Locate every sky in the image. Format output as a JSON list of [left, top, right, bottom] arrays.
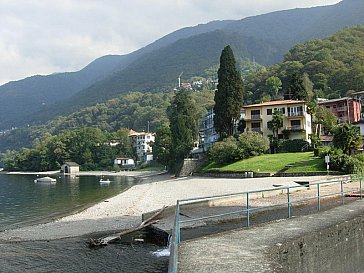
[[0, 0, 341, 85]]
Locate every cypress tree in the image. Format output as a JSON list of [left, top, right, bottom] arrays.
[[167, 90, 198, 170], [214, 45, 244, 138], [286, 73, 308, 100]]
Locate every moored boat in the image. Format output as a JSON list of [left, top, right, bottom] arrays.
[[99, 178, 111, 184], [34, 176, 57, 183]]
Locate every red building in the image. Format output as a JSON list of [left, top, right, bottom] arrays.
[[318, 97, 361, 124]]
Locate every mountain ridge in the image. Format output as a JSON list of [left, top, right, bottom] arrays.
[[1, 0, 364, 129]]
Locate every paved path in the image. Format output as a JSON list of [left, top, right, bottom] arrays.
[[178, 199, 364, 273]]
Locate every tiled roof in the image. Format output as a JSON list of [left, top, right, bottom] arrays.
[[243, 100, 306, 108], [318, 97, 351, 104], [64, 162, 79, 166]]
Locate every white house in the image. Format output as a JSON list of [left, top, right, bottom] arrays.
[[114, 157, 135, 170], [129, 130, 155, 162]]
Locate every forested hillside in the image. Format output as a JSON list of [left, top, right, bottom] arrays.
[[0, 90, 215, 152], [2, 0, 363, 129], [33, 0, 364, 122], [244, 26, 364, 103]]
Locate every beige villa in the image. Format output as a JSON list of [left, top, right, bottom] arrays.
[[243, 100, 312, 142]]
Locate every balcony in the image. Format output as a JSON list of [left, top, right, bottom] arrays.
[[287, 111, 304, 118], [247, 127, 262, 133], [250, 114, 262, 120], [285, 125, 306, 131]]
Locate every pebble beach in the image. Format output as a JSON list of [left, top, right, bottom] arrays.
[[0, 174, 340, 242]]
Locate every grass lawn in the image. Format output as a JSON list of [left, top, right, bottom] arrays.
[[285, 157, 326, 173], [206, 152, 316, 174]]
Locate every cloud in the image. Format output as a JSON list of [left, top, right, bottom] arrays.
[[0, 0, 341, 85]]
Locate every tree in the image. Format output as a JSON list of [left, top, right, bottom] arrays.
[[152, 126, 172, 167], [285, 73, 308, 100], [267, 110, 284, 139], [167, 90, 198, 170], [314, 105, 337, 135], [265, 76, 282, 99], [267, 110, 284, 153], [214, 45, 244, 138], [112, 128, 136, 159], [333, 124, 362, 155]]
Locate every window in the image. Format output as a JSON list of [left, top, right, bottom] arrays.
[[251, 110, 260, 115], [333, 105, 337, 109], [291, 120, 301, 126], [251, 122, 260, 128], [273, 107, 285, 114], [267, 109, 272, 115]]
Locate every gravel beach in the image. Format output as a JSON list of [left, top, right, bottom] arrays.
[[0, 174, 340, 242]]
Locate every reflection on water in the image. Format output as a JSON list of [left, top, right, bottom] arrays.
[[0, 236, 169, 273], [0, 173, 169, 272], [0, 173, 137, 230]]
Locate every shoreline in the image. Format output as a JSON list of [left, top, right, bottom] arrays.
[[5, 170, 167, 177], [0, 175, 342, 242]]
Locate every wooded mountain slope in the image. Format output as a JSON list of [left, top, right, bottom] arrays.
[[0, 0, 363, 130]]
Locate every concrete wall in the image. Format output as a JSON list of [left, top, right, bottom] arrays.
[[178, 159, 204, 177], [271, 205, 364, 273]]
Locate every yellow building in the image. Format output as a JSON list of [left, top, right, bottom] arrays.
[[243, 100, 312, 142]]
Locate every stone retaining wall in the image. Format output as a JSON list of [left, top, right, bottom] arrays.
[[197, 171, 340, 178], [271, 212, 364, 273]]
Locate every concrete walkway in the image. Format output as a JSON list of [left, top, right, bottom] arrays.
[[178, 200, 364, 273]]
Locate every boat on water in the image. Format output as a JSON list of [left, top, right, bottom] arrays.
[[34, 176, 57, 183], [0, 168, 4, 172], [99, 178, 111, 184]]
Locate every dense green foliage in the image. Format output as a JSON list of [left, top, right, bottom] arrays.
[[207, 132, 269, 165], [167, 90, 199, 170], [312, 105, 338, 135], [277, 139, 310, 153], [214, 46, 244, 137], [152, 126, 172, 167], [332, 123, 362, 155], [245, 26, 364, 103], [1, 127, 135, 171], [0, 90, 215, 152], [319, 146, 364, 175]]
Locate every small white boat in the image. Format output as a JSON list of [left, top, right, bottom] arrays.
[[99, 178, 111, 184], [34, 176, 57, 183], [0, 168, 4, 172]]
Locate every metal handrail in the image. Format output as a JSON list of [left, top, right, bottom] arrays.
[[168, 177, 362, 273]]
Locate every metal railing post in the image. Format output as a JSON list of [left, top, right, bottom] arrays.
[[360, 177, 362, 200], [246, 192, 250, 227], [176, 200, 180, 244], [287, 187, 291, 218], [341, 180, 344, 205], [317, 183, 321, 211]]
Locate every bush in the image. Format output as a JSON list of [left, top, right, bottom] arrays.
[[321, 149, 364, 174], [277, 139, 309, 153], [237, 132, 270, 158], [207, 137, 240, 165], [208, 132, 270, 165]]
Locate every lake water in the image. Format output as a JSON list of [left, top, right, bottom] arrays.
[[0, 173, 169, 272]]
